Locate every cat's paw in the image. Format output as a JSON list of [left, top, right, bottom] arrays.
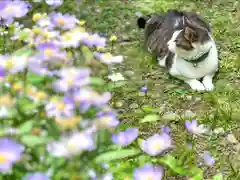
[[202, 80, 214, 91], [185, 79, 205, 91]]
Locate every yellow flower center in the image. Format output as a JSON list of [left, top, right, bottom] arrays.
[[103, 53, 112, 61], [88, 36, 94, 41], [67, 141, 78, 153], [27, 88, 35, 96], [0, 154, 7, 164], [57, 102, 65, 111], [79, 20, 85, 26], [0, 95, 13, 107], [36, 91, 47, 100], [153, 143, 161, 150], [102, 116, 111, 124], [146, 177, 153, 180], [5, 59, 14, 69], [65, 34, 72, 41], [57, 18, 65, 25], [44, 48, 54, 57], [32, 13, 42, 21], [67, 79, 74, 85], [5, 7, 13, 13], [110, 35, 117, 41], [13, 83, 23, 91], [33, 28, 42, 34]]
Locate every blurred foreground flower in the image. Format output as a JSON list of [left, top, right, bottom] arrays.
[[0, 138, 24, 172], [97, 111, 120, 128], [94, 52, 123, 65], [46, 0, 63, 7], [53, 67, 91, 92], [111, 128, 139, 146], [83, 33, 106, 47], [0, 55, 28, 74], [23, 172, 49, 180], [0, 0, 30, 25], [185, 120, 209, 135], [203, 151, 215, 167], [139, 133, 172, 156], [47, 132, 95, 157], [50, 12, 78, 30], [134, 164, 164, 180]]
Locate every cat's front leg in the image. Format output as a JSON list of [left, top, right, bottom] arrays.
[[184, 79, 205, 91], [202, 73, 215, 91]]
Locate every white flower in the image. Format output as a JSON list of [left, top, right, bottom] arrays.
[[47, 132, 95, 157], [108, 72, 125, 82], [60, 31, 88, 48], [0, 107, 9, 118], [0, 55, 28, 74]]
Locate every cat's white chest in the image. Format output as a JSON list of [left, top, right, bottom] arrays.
[[169, 43, 218, 80]]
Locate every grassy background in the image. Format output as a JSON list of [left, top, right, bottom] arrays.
[[78, 0, 240, 179], [0, 0, 238, 179]]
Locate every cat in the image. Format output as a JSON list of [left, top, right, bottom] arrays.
[[137, 9, 219, 91]]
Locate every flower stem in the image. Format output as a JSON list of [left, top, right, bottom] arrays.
[[23, 68, 28, 95]]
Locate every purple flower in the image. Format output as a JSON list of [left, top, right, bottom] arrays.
[[72, 88, 111, 112], [23, 172, 49, 180], [97, 111, 119, 128], [47, 132, 95, 157], [53, 68, 91, 92], [45, 98, 75, 118], [45, 0, 63, 7], [83, 33, 106, 47], [111, 128, 139, 146], [0, 54, 28, 74], [161, 125, 170, 134], [0, 68, 5, 77], [0, 0, 30, 25], [203, 151, 215, 167], [140, 133, 172, 156], [0, 138, 24, 172], [185, 120, 208, 135], [50, 12, 78, 30], [134, 164, 164, 180], [37, 42, 65, 61], [140, 86, 148, 93]]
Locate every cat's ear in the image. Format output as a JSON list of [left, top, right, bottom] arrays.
[[184, 27, 196, 42], [183, 16, 192, 26], [137, 17, 147, 29]]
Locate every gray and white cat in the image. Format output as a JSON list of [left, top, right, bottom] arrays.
[[137, 10, 219, 91]]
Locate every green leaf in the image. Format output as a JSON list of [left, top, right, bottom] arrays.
[[21, 135, 50, 147], [95, 148, 141, 163], [107, 81, 127, 90], [159, 155, 187, 175], [81, 46, 94, 62], [13, 47, 34, 57], [27, 72, 45, 85], [212, 174, 223, 180], [141, 105, 159, 113], [90, 77, 105, 86], [18, 120, 34, 134], [140, 114, 160, 123], [191, 172, 203, 180], [174, 89, 185, 94]]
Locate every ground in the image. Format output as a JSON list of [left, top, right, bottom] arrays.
[[79, 0, 240, 179]]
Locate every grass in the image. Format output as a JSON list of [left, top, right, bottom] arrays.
[[79, 0, 240, 179]]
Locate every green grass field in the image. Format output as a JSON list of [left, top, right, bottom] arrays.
[[80, 0, 240, 179]]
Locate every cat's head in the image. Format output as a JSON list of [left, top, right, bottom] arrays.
[[168, 17, 212, 58]]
